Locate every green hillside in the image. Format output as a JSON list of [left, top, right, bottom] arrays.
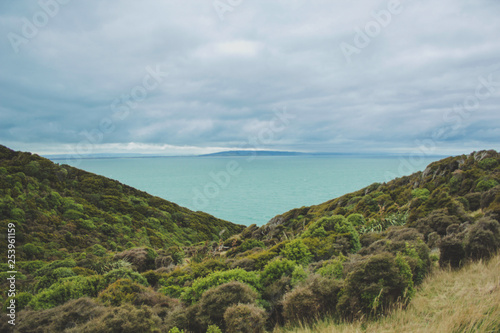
[[0, 144, 245, 261], [1, 147, 499, 333]]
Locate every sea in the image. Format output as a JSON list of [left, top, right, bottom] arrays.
[[58, 155, 442, 226]]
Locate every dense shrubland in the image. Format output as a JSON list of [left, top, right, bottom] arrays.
[[1, 146, 499, 332]]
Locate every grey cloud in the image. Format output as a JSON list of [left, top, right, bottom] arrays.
[[0, 0, 499, 155]]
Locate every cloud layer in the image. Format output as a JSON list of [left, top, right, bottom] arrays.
[[1, 0, 499, 155]]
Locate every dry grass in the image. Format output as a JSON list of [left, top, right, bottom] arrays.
[[275, 253, 500, 333]]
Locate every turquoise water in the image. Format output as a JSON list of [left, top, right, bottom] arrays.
[[61, 155, 441, 226]]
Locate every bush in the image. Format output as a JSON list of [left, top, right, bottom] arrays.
[[337, 253, 415, 319], [196, 281, 258, 330], [260, 258, 296, 286], [479, 158, 498, 170], [282, 285, 319, 323], [476, 179, 499, 192], [98, 278, 149, 306], [14, 298, 104, 332], [439, 234, 466, 268], [347, 213, 366, 227], [280, 239, 312, 265], [282, 275, 343, 323], [181, 269, 260, 304], [29, 275, 102, 310], [35, 266, 77, 291], [206, 325, 223, 333], [224, 303, 267, 333], [317, 257, 344, 279], [101, 267, 149, 289], [465, 217, 500, 260], [68, 304, 162, 333], [115, 247, 158, 272]]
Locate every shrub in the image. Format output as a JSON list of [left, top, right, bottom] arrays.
[[237, 239, 265, 253], [34, 258, 76, 277], [224, 303, 267, 333], [439, 234, 466, 268], [15, 298, 104, 332], [412, 188, 430, 200], [35, 266, 77, 291], [291, 265, 308, 286], [347, 213, 366, 227], [196, 281, 258, 329], [206, 325, 223, 333], [281, 239, 312, 265], [101, 267, 149, 289], [465, 217, 500, 260], [29, 275, 102, 310], [479, 158, 498, 170], [337, 253, 415, 319], [68, 304, 162, 333], [317, 257, 345, 279], [282, 275, 343, 323], [2, 292, 32, 312], [114, 247, 158, 272], [181, 269, 260, 304], [476, 179, 499, 192], [98, 278, 149, 306], [282, 285, 319, 323], [260, 258, 296, 286], [191, 258, 229, 279]]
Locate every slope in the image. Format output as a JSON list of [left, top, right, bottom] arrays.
[[0, 144, 245, 261]]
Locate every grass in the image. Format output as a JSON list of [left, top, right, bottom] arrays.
[[274, 253, 500, 333]]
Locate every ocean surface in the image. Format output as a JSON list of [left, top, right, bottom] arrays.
[[59, 155, 442, 226]]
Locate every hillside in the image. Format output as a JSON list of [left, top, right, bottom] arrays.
[[276, 251, 500, 333], [0, 144, 245, 260], [252, 150, 500, 245], [1, 148, 499, 332]]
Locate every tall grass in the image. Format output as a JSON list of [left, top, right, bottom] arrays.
[[274, 253, 500, 333]]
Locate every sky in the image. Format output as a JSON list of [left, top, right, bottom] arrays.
[[1, 0, 500, 157]]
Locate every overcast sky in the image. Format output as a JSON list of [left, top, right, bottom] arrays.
[[1, 0, 499, 156]]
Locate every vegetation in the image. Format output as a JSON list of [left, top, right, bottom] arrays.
[[1, 146, 499, 332]]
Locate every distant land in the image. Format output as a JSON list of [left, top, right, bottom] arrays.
[[44, 150, 448, 160]]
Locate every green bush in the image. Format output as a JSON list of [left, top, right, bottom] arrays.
[[337, 253, 415, 318], [100, 267, 149, 289], [35, 266, 77, 291], [181, 269, 260, 304], [98, 278, 149, 306], [114, 247, 158, 272], [224, 303, 267, 333], [280, 239, 312, 265], [206, 325, 223, 333], [260, 258, 296, 286], [68, 304, 161, 333], [412, 188, 430, 200], [439, 234, 466, 268], [282, 275, 343, 323], [465, 217, 500, 260], [476, 179, 499, 192], [317, 256, 345, 279], [13, 298, 103, 332], [347, 213, 366, 227], [29, 275, 102, 310], [196, 281, 258, 330], [479, 158, 498, 170]]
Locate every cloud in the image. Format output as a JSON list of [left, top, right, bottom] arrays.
[[0, 0, 499, 156]]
